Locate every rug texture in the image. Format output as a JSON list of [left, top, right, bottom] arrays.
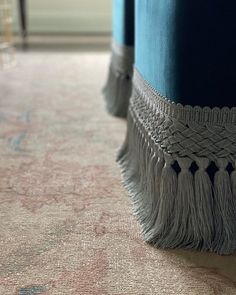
[[0, 51, 236, 295]]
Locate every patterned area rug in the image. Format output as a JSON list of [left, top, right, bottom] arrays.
[[0, 51, 236, 295]]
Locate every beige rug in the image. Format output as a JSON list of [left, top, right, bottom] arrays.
[[0, 51, 236, 295]]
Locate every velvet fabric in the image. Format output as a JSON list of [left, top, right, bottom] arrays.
[[136, 0, 236, 107], [113, 0, 135, 46]]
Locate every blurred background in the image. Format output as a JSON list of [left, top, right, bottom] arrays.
[[0, 0, 112, 65]]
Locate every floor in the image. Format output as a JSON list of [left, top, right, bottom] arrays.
[[0, 44, 236, 294]]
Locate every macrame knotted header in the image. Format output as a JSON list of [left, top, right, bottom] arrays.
[[117, 69, 236, 255]]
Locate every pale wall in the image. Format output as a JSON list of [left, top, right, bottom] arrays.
[[13, 0, 112, 34]]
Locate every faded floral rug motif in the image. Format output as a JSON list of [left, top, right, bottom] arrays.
[[0, 51, 236, 295]]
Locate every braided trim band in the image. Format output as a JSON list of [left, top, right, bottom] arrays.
[[134, 69, 236, 126], [117, 68, 236, 255], [132, 69, 236, 164]]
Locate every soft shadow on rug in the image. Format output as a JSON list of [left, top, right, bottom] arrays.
[[0, 51, 236, 295]]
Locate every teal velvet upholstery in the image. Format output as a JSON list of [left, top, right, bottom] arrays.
[[113, 0, 135, 46], [136, 0, 236, 107]]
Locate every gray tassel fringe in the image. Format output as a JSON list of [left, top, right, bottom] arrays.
[[103, 41, 134, 118], [117, 68, 236, 255]]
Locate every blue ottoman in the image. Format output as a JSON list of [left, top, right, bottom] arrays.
[[103, 0, 135, 117], [118, 0, 236, 254]]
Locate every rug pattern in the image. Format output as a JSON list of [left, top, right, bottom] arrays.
[[0, 52, 236, 294]]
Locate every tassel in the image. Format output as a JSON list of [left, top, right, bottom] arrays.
[[117, 135, 128, 163], [194, 158, 214, 251], [117, 112, 142, 206], [116, 113, 130, 161], [103, 66, 132, 118], [133, 136, 151, 220], [125, 136, 142, 196], [230, 160, 236, 198], [212, 158, 236, 255], [124, 128, 146, 215], [143, 147, 164, 239], [166, 157, 201, 249], [139, 144, 158, 229], [147, 154, 177, 246], [230, 160, 236, 241]]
